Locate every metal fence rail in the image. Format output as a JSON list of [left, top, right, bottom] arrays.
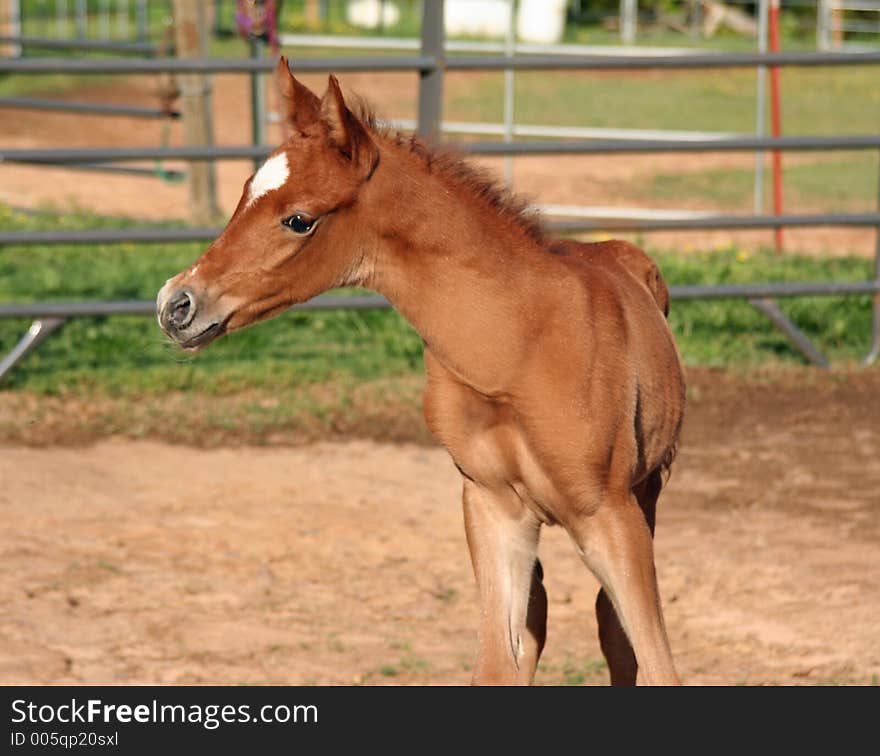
[[33, 163, 184, 179], [2, 275, 877, 380], [0, 296, 392, 319], [0, 34, 160, 55], [278, 31, 727, 56], [444, 50, 880, 70], [2, 212, 880, 249], [0, 55, 438, 74], [0, 96, 179, 119], [2, 135, 880, 165], [1, 0, 878, 375], [2, 50, 880, 75], [464, 135, 880, 155], [547, 212, 880, 232], [4, 281, 878, 321]]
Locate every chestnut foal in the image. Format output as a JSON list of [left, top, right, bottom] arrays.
[[157, 59, 686, 686]]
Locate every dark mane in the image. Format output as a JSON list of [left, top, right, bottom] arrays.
[[353, 99, 546, 245]]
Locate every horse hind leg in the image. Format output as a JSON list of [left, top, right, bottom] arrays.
[[524, 557, 548, 678], [462, 479, 547, 685], [570, 468, 679, 685], [595, 468, 662, 685]]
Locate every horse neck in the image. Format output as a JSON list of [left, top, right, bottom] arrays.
[[360, 143, 547, 392]]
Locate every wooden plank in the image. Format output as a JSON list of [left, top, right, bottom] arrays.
[[172, 0, 220, 225], [0, 0, 22, 57]]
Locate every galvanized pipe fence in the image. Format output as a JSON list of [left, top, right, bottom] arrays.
[[0, 1, 879, 378], [0, 33, 160, 54], [0, 30, 177, 177], [0, 5, 172, 173]]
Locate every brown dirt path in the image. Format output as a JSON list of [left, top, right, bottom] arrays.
[[1, 369, 878, 685]]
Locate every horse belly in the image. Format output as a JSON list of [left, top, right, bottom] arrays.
[[630, 318, 686, 480]]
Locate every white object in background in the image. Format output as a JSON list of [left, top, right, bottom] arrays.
[[346, 0, 401, 30], [517, 0, 568, 44], [445, 0, 511, 39]]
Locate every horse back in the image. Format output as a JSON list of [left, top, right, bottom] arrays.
[[549, 238, 670, 318]]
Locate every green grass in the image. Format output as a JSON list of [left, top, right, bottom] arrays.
[[1, 20, 877, 401], [639, 154, 880, 212], [535, 655, 608, 686], [655, 246, 875, 366], [357, 641, 431, 684], [0, 205, 875, 402], [0, 206, 424, 396], [440, 63, 879, 216], [442, 65, 880, 136], [0, 71, 118, 98], [17, 0, 174, 39]]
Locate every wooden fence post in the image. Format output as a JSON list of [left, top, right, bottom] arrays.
[[1, 0, 22, 57], [172, 0, 221, 224]]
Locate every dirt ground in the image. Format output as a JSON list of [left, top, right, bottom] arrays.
[[1, 71, 878, 686], [1, 368, 878, 686], [0, 72, 874, 256]]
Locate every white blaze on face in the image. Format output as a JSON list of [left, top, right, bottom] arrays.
[[247, 152, 290, 207]]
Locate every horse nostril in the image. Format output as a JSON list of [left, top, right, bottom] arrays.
[[167, 289, 196, 330]]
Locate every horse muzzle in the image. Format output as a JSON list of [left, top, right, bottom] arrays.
[[157, 283, 224, 350]]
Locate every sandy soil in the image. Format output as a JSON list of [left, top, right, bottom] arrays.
[[0, 72, 874, 256], [1, 369, 878, 686], [2, 71, 878, 686]]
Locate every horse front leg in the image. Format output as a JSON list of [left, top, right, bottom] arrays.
[[462, 478, 547, 685]]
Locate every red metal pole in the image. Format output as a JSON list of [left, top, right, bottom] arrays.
[[769, 0, 785, 252]]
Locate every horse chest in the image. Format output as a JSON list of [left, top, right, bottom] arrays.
[[424, 385, 560, 523]]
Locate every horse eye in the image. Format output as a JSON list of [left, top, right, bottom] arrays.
[[282, 214, 316, 234]]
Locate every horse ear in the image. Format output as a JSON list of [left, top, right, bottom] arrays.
[[319, 75, 379, 178], [276, 56, 320, 133]]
